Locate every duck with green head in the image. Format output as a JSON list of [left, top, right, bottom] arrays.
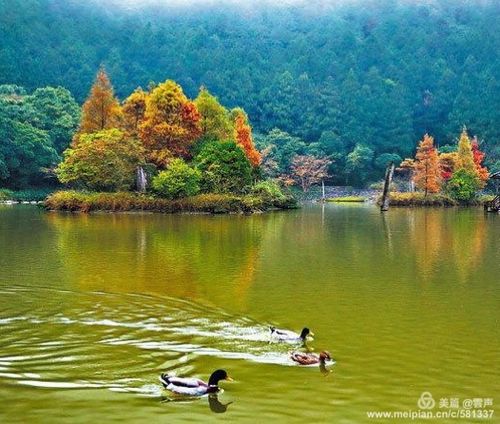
[[159, 369, 233, 396]]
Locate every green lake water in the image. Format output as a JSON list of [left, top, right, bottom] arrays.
[[0, 204, 499, 423]]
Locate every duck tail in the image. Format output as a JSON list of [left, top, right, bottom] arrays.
[[159, 373, 171, 388]]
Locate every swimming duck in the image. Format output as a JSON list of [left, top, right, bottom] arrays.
[[269, 326, 314, 343], [159, 369, 232, 396], [290, 350, 334, 366]]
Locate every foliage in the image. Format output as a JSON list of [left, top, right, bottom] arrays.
[[194, 87, 233, 142], [289, 155, 331, 192], [56, 129, 144, 191], [44, 190, 296, 213], [256, 129, 306, 173], [195, 141, 252, 193], [413, 134, 441, 196], [250, 180, 288, 203], [1, 0, 499, 175], [151, 158, 201, 199], [375, 153, 402, 171], [447, 169, 481, 203], [471, 137, 489, 186], [0, 115, 58, 188], [345, 144, 374, 187], [26, 86, 80, 153], [455, 129, 478, 175], [438, 152, 457, 182], [122, 88, 147, 137], [0, 188, 54, 202], [78, 68, 122, 135], [0, 84, 79, 187], [139, 80, 202, 166], [233, 109, 261, 167]]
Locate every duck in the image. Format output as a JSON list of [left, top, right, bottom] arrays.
[[159, 369, 232, 396], [269, 326, 314, 343], [290, 350, 334, 366]]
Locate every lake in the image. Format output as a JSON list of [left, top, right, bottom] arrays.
[[0, 205, 498, 423]]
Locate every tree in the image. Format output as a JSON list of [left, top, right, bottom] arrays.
[[0, 116, 58, 188], [290, 155, 331, 192], [151, 158, 201, 199], [195, 141, 252, 193], [233, 109, 261, 167], [438, 152, 457, 182], [375, 153, 403, 171], [194, 87, 233, 141], [257, 128, 306, 173], [139, 80, 202, 167], [56, 129, 144, 191], [345, 143, 374, 187], [26, 86, 80, 153], [471, 137, 489, 187], [455, 128, 477, 174], [122, 88, 147, 137], [78, 68, 122, 135], [447, 169, 480, 203], [413, 134, 441, 196]]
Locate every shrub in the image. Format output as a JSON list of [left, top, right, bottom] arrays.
[[56, 129, 145, 192], [0, 188, 14, 201], [151, 158, 201, 199], [446, 169, 480, 203], [251, 180, 286, 200], [195, 140, 252, 193], [382, 192, 457, 207]]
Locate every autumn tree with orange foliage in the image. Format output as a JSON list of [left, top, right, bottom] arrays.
[[233, 109, 261, 167], [413, 134, 441, 196], [78, 68, 122, 136], [139, 80, 202, 167], [471, 137, 489, 187]]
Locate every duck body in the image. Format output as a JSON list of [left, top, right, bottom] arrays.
[[290, 351, 334, 366], [270, 326, 313, 344], [159, 369, 231, 396]]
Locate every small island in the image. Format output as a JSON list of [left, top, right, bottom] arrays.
[[39, 69, 296, 213]]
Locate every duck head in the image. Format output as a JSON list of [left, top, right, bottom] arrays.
[[300, 327, 314, 340], [319, 351, 332, 362], [208, 369, 233, 388]]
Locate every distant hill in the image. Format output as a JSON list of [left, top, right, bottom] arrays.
[[0, 0, 498, 166]]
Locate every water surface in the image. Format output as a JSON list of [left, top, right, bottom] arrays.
[[0, 205, 498, 423]]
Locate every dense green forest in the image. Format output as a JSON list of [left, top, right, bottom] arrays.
[[0, 0, 499, 187]]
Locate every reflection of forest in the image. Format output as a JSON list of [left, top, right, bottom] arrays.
[[44, 207, 493, 317], [402, 209, 487, 282], [45, 212, 286, 311]]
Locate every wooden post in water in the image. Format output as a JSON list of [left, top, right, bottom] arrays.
[[380, 162, 395, 212]]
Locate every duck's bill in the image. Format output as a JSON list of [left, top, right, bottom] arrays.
[[225, 376, 234, 382], [309, 332, 315, 337]]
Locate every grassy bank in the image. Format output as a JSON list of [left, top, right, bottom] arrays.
[[379, 192, 495, 207], [44, 191, 297, 214]]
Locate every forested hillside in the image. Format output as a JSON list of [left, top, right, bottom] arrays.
[[0, 0, 499, 185]]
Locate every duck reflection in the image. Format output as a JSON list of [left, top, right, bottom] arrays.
[[160, 393, 233, 414], [208, 393, 233, 413]]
